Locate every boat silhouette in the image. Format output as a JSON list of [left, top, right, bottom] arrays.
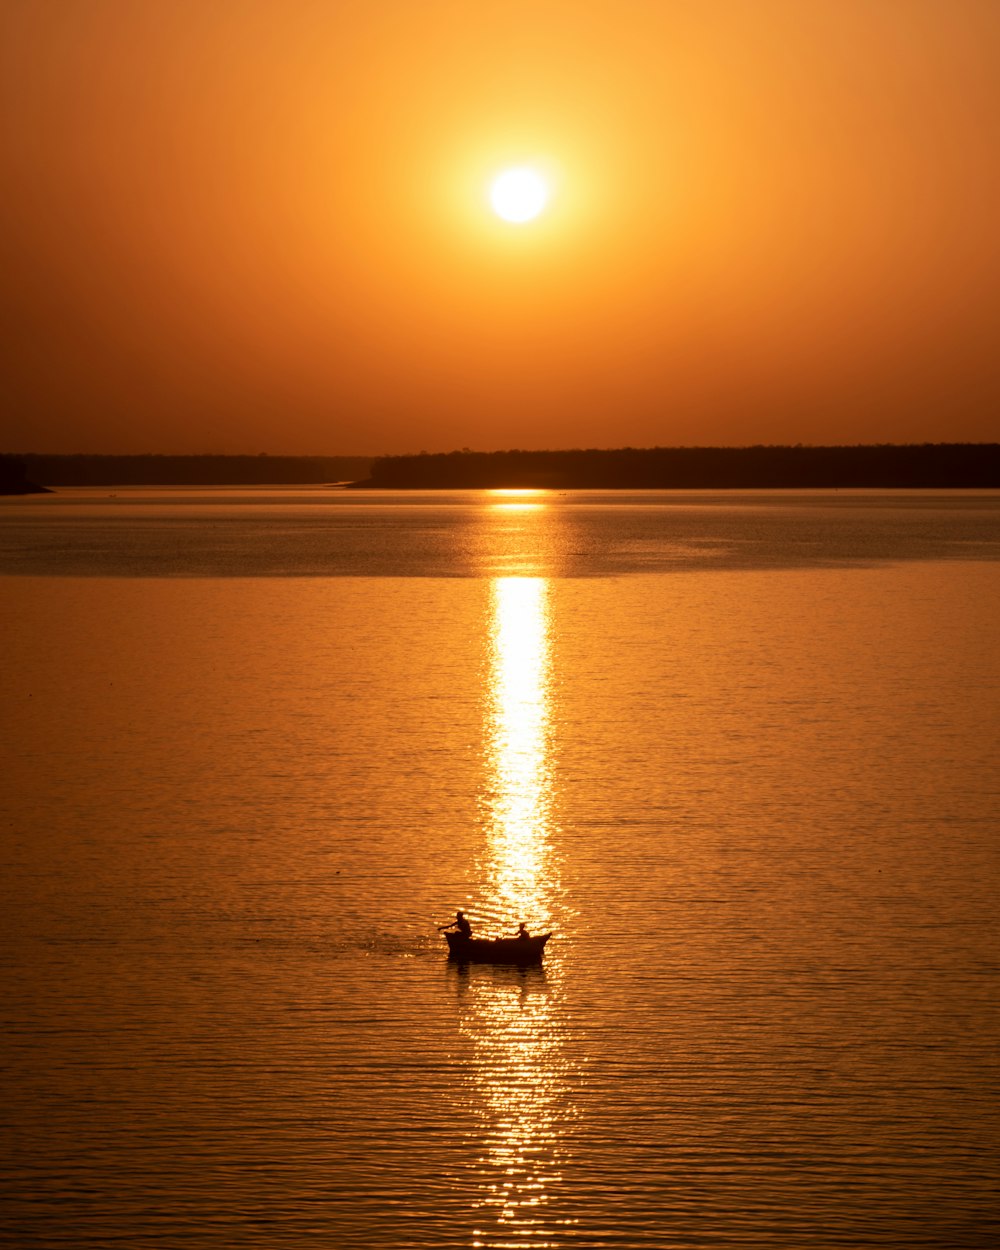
[[444, 931, 551, 963]]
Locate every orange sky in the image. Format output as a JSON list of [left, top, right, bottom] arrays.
[[3, 0, 998, 455]]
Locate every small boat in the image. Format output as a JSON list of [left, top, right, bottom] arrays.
[[445, 931, 551, 963]]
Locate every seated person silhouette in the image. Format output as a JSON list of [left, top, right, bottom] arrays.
[[439, 910, 473, 939]]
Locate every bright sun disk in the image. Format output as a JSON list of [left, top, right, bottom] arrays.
[[490, 167, 549, 223]]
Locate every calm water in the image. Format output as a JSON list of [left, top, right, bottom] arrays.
[[1, 489, 998, 1248]]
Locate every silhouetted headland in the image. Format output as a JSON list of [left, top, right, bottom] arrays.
[[354, 444, 1000, 490], [0, 455, 50, 495]]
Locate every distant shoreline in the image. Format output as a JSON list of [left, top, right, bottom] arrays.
[[2, 453, 374, 491], [3, 445, 998, 491]]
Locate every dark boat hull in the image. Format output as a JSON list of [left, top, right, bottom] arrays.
[[445, 932, 550, 963]]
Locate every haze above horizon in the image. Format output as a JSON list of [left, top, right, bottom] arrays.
[[3, 1, 998, 456]]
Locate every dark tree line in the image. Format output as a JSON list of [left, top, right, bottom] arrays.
[[7, 446, 998, 490], [361, 444, 1000, 489]]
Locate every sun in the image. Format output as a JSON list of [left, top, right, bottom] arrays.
[[489, 167, 549, 223]]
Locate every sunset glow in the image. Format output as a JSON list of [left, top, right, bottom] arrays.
[[3, 1, 999, 455]]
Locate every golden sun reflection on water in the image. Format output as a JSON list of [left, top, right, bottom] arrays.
[[454, 575, 577, 1247], [487, 489, 547, 515], [483, 577, 555, 932], [456, 967, 575, 1249]]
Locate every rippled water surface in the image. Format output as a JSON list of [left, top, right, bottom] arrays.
[[2, 490, 998, 1248]]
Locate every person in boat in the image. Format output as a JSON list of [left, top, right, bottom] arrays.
[[439, 911, 473, 939], [516, 922, 531, 940]]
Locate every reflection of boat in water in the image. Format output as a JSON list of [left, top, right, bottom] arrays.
[[445, 932, 551, 963]]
